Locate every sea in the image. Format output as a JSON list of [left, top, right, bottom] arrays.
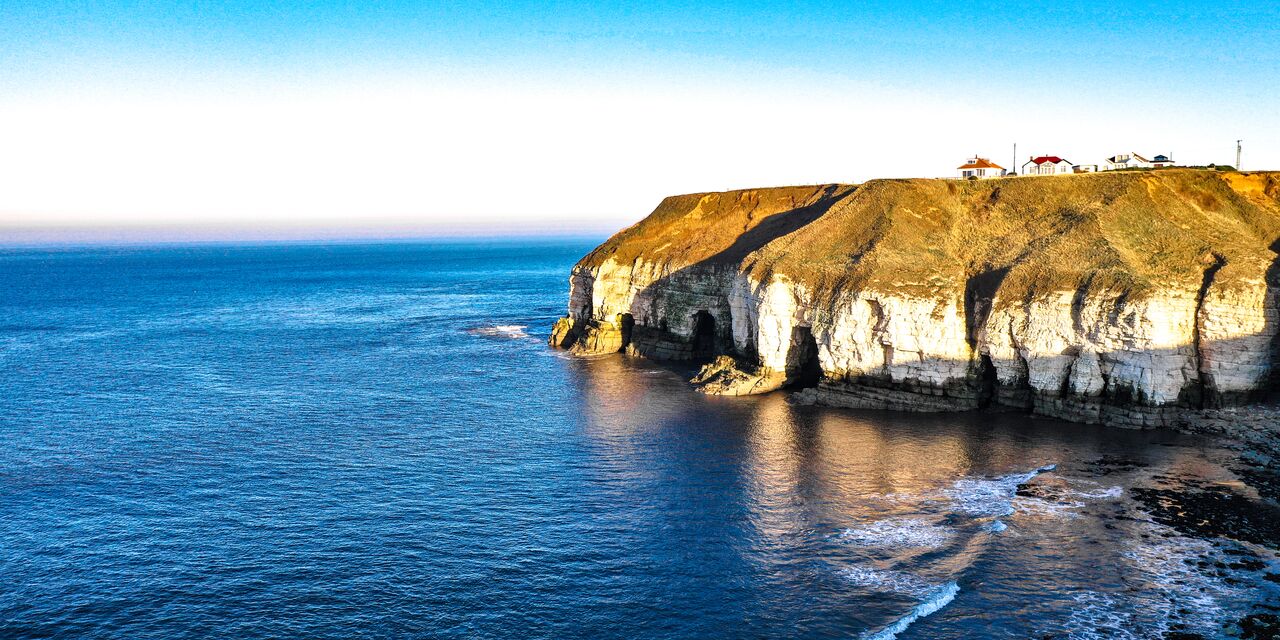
[[2, 240, 1279, 639]]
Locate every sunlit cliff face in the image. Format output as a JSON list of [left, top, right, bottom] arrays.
[[555, 171, 1280, 427]]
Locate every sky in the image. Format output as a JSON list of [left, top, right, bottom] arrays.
[[1, 1, 1278, 242]]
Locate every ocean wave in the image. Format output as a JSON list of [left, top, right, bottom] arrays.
[[841, 517, 955, 549], [839, 566, 940, 598], [1074, 485, 1124, 500], [1055, 521, 1264, 639], [943, 464, 1057, 517], [465, 324, 530, 339], [863, 581, 960, 640], [1012, 479, 1124, 519], [838, 466, 1055, 637]]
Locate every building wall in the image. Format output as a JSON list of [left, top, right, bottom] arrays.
[[959, 167, 1004, 178], [1022, 162, 1070, 175]]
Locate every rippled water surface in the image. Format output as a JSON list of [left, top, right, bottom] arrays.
[[2, 241, 1278, 639]]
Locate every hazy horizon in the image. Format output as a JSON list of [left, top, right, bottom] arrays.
[[3, 1, 1278, 243], [0, 222, 616, 247]]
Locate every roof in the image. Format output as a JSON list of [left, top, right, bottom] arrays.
[[1028, 155, 1070, 165], [1108, 153, 1151, 163], [957, 158, 1004, 170]]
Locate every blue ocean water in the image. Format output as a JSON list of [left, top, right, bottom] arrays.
[[2, 241, 1278, 639]]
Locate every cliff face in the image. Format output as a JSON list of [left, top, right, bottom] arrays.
[[551, 170, 1280, 428]]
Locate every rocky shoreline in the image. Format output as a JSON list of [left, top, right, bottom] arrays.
[[1178, 404, 1280, 463]]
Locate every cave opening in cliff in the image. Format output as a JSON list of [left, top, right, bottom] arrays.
[[616, 313, 634, 350], [787, 326, 822, 389], [691, 311, 717, 360], [977, 354, 999, 410]]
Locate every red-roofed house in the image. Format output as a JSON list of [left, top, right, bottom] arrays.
[[1021, 156, 1074, 175], [957, 156, 1005, 179]]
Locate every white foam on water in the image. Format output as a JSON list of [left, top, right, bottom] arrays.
[[988, 520, 1007, 533], [1074, 485, 1124, 500], [839, 566, 938, 598], [1059, 592, 1145, 640], [840, 517, 955, 549], [1055, 520, 1260, 639], [862, 581, 960, 640], [943, 464, 1056, 517], [943, 465, 1123, 522], [466, 324, 530, 339], [1011, 480, 1124, 520], [1010, 495, 1086, 519]]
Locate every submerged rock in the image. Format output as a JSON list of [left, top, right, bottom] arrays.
[[690, 355, 787, 396]]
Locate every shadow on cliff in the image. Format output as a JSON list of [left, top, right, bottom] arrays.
[[615, 185, 852, 364], [1269, 239, 1280, 397], [702, 185, 850, 265]]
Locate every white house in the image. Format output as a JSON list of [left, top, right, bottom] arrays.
[[1105, 153, 1151, 170], [1150, 154, 1176, 168], [1021, 155, 1074, 175], [957, 156, 1005, 179]]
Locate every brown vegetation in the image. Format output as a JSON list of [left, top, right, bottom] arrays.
[[581, 170, 1280, 307]]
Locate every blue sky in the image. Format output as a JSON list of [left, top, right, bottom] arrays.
[[2, 1, 1277, 240], [6, 2, 1276, 91]]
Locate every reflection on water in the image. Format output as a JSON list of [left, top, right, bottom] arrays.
[[566, 354, 1280, 639], [3, 242, 1276, 640]]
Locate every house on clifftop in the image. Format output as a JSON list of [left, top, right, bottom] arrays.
[[1022, 155, 1074, 175], [1105, 152, 1151, 170], [957, 157, 1005, 179]]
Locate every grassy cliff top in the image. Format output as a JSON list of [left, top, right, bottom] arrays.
[[579, 170, 1280, 303]]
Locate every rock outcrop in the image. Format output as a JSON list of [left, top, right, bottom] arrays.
[[551, 170, 1280, 429]]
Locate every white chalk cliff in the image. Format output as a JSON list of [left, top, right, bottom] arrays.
[[551, 171, 1280, 428]]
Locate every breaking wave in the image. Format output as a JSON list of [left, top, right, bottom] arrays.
[[943, 464, 1057, 517], [839, 464, 1063, 638], [839, 566, 940, 598], [466, 324, 530, 339], [841, 517, 954, 549], [1055, 521, 1267, 639], [863, 581, 960, 640]]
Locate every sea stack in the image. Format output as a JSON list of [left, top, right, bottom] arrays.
[[551, 170, 1280, 429]]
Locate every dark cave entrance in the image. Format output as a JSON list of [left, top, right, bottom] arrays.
[[788, 326, 822, 389], [616, 313, 634, 349], [977, 354, 999, 410], [691, 311, 717, 359]]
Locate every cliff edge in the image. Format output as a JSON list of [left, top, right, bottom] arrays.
[[551, 170, 1280, 430]]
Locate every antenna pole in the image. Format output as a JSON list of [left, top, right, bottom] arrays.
[[1012, 143, 1016, 176]]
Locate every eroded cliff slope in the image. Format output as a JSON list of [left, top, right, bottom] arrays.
[[551, 170, 1280, 428]]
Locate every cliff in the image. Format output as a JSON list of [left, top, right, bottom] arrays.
[[551, 170, 1280, 429]]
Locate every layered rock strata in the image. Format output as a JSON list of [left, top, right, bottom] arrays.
[[551, 171, 1280, 429]]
